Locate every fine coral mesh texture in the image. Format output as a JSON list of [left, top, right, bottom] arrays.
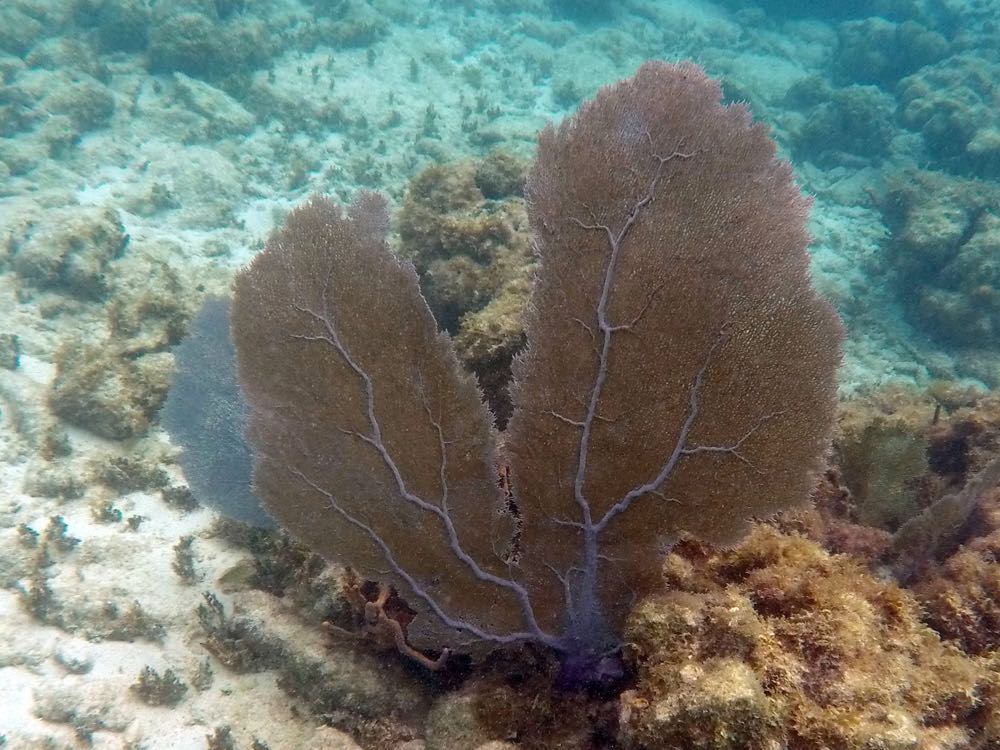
[[230, 194, 530, 648], [505, 61, 843, 637]]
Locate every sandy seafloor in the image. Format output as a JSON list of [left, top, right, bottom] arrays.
[[1, 0, 999, 748]]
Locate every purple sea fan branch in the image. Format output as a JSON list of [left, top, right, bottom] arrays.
[[290, 467, 556, 648], [595, 329, 725, 535], [294, 287, 555, 645], [546, 145, 697, 645]]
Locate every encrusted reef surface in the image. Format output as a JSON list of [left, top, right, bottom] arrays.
[[620, 528, 999, 749]]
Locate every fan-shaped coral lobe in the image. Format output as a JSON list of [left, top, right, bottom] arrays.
[[508, 60, 843, 647], [230, 193, 538, 651], [227, 61, 842, 676]]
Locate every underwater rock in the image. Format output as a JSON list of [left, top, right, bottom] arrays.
[[898, 54, 1000, 177], [834, 17, 948, 87], [313, 0, 388, 47], [473, 150, 528, 200], [0, 333, 20, 370], [453, 283, 530, 429], [50, 339, 173, 440], [171, 72, 257, 138], [424, 651, 606, 750], [836, 418, 928, 531], [877, 170, 1000, 350], [619, 527, 995, 749], [0, 132, 49, 177], [398, 154, 535, 426], [398, 157, 532, 331], [106, 251, 197, 356], [25, 37, 103, 78], [914, 484, 1000, 655], [149, 10, 217, 75], [148, 0, 271, 79], [38, 70, 116, 132], [424, 690, 505, 750], [72, 0, 152, 53], [425, 680, 598, 750], [0, 5, 46, 56], [46, 248, 198, 440], [823, 385, 1000, 578], [715, 0, 914, 20], [548, 0, 615, 22], [787, 79, 895, 166], [9, 206, 127, 299]]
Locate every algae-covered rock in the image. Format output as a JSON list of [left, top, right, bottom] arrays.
[[49, 340, 173, 440], [620, 659, 779, 750], [171, 72, 257, 138], [620, 591, 783, 750], [453, 282, 529, 428], [914, 486, 1000, 655], [898, 54, 1000, 177], [148, 0, 271, 78], [425, 690, 502, 750], [450, 651, 612, 750], [47, 247, 199, 440], [473, 150, 528, 200], [24, 69, 115, 132], [618, 528, 993, 749], [72, 0, 152, 52], [837, 418, 928, 530], [0, 5, 46, 56], [317, 0, 388, 47], [25, 37, 103, 78], [399, 160, 524, 325], [834, 17, 947, 87], [10, 207, 127, 299], [789, 81, 895, 165], [106, 252, 197, 355], [876, 170, 1000, 350], [399, 154, 534, 425]]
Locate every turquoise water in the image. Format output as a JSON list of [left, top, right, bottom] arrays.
[[1, 1, 999, 748]]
